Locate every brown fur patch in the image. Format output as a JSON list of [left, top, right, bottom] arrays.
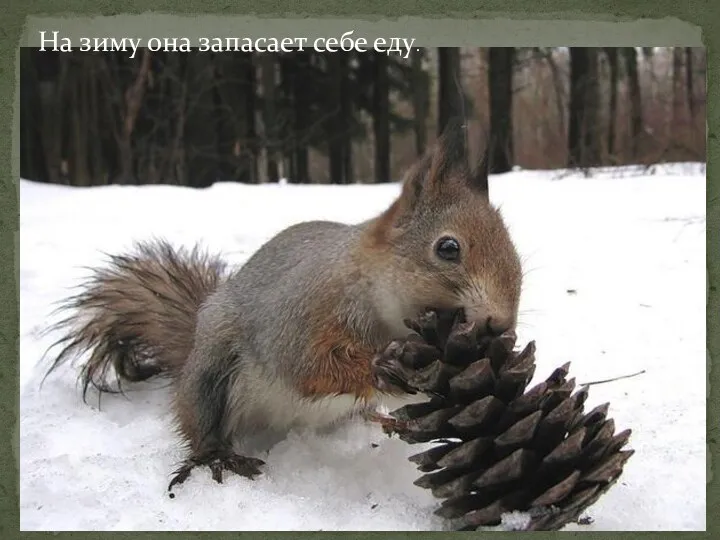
[[298, 318, 380, 402]]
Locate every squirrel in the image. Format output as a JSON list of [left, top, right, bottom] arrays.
[[44, 119, 523, 493]]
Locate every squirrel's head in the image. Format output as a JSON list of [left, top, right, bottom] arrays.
[[366, 119, 522, 338]]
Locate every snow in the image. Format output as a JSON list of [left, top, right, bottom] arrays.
[[19, 163, 706, 531]]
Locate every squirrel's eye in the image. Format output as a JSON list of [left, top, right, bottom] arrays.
[[435, 237, 461, 261]]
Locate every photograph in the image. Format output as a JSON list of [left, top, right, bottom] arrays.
[[18, 43, 706, 531]]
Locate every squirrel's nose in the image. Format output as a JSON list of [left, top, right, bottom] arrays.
[[485, 316, 514, 336], [464, 307, 516, 336]]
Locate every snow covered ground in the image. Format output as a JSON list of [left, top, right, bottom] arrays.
[[19, 163, 707, 531]]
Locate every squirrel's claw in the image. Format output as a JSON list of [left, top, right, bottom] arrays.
[[168, 452, 265, 495], [168, 462, 195, 493], [365, 410, 409, 437], [371, 336, 441, 394], [372, 354, 414, 394]]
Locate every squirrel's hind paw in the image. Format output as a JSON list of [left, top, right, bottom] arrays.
[[168, 452, 265, 494]]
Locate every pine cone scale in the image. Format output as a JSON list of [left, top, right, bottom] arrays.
[[447, 395, 505, 435], [493, 409, 544, 455], [530, 469, 582, 507], [436, 436, 493, 469]]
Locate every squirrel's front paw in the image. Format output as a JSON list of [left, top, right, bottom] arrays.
[[371, 336, 441, 394], [168, 451, 265, 495], [364, 410, 409, 437]]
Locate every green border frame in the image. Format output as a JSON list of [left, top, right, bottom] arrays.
[[3, 0, 716, 536]]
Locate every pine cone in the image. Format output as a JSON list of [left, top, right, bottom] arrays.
[[373, 310, 633, 531]]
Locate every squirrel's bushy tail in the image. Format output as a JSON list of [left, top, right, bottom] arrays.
[[44, 239, 228, 400]]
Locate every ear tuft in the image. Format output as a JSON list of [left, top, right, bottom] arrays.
[[430, 117, 469, 182], [470, 142, 490, 197]]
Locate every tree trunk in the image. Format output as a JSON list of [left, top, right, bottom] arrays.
[[584, 49, 601, 166], [623, 47, 643, 160], [339, 52, 353, 183], [85, 55, 107, 184], [327, 53, 342, 183], [213, 52, 257, 184], [568, 48, 602, 168], [411, 48, 428, 156], [605, 48, 619, 158], [373, 52, 390, 183], [20, 49, 47, 183], [213, 53, 236, 183], [108, 49, 151, 185], [185, 50, 219, 188], [327, 52, 349, 184], [487, 47, 514, 173], [278, 55, 295, 182], [243, 53, 258, 183], [567, 48, 587, 167], [34, 49, 66, 184], [68, 56, 91, 186], [544, 49, 566, 136], [685, 47, 695, 121], [342, 56, 353, 185], [672, 46, 684, 134], [260, 53, 279, 183], [291, 51, 310, 184], [164, 52, 188, 185], [437, 47, 462, 135]]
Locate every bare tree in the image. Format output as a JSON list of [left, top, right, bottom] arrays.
[[672, 46, 684, 129], [568, 47, 601, 167], [685, 47, 695, 121], [622, 47, 643, 160], [19, 47, 707, 187], [437, 47, 462, 135], [411, 48, 428, 156], [214, 52, 258, 183], [260, 53, 279, 182], [25, 50, 62, 184], [543, 48, 566, 135], [184, 50, 220, 187], [373, 53, 390, 183], [289, 51, 309, 184], [605, 48, 619, 158], [487, 47, 514, 173], [328, 53, 344, 183], [242, 53, 258, 184]]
